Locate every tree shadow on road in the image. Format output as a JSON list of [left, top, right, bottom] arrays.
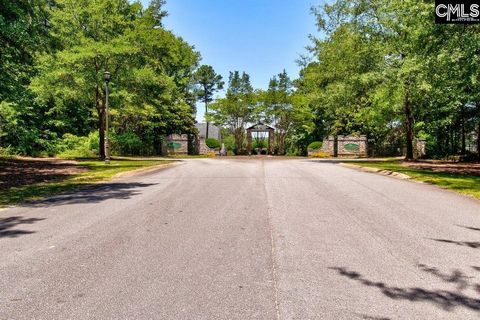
[[359, 315, 391, 320], [0, 216, 45, 238], [428, 238, 480, 249], [19, 182, 157, 208], [456, 225, 480, 232], [302, 159, 341, 164], [329, 266, 480, 313]]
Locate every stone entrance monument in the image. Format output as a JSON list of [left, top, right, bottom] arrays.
[[321, 135, 368, 157], [166, 134, 189, 155]]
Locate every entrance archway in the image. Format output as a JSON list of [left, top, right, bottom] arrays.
[[246, 123, 275, 155]]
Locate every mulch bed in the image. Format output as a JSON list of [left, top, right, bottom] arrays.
[[0, 157, 86, 191], [403, 161, 480, 176]]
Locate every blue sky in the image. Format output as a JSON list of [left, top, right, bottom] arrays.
[[141, 0, 321, 120]]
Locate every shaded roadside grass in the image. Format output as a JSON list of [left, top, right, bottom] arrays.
[[348, 160, 480, 200], [0, 159, 173, 207]]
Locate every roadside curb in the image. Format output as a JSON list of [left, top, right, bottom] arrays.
[[339, 163, 411, 180], [113, 161, 182, 179]]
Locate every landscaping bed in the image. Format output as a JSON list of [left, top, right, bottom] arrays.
[[403, 161, 480, 176]]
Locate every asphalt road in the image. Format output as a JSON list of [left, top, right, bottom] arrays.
[[1, 158, 479, 319]]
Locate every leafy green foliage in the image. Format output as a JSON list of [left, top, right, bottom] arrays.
[[300, 0, 480, 159], [111, 133, 144, 156], [56, 132, 99, 158], [194, 65, 224, 106], [261, 70, 294, 154], [205, 138, 221, 149], [208, 71, 254, 154], [0, 0, 50, 102], [194, 65, 224, 139], [222, 134, 236, 153], [0, 0, 199, 158], [307, 141, 322, 150], [3, 0, 479, 160]]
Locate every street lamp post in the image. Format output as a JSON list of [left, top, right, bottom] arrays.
[[104, 71, 111, 164]]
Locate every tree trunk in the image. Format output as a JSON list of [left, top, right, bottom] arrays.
[[451, 126, 455, 155], [205, 99, 209, 139], [477, 121, 480, 158], [333, 135, 338, 157], [461, 104, 466, 154], [477, 103, 480, 158], [98, 107, 106, 159], [278, 133, 286, 155], [404, 87, 414, 160], [234, 128, 243, 154], [95, 85, 106, 160]]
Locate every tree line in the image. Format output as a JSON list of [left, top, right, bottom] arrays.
[[208, 1, 480, 159], [298, 0, 480, 159], [1, 0, 479, 160]]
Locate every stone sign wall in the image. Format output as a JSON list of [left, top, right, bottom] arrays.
[[166, 134, 188, 155], [320, 135, 368, 157]]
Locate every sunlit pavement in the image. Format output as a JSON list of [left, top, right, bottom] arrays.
[[1, 158, 479, 319]]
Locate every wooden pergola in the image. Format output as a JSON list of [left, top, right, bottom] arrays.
[[246, 123, 275, 155]]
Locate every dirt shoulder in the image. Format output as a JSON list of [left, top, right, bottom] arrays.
[[0, 157, 86, 191]]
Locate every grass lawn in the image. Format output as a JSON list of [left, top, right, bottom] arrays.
[[348, 160, 480, 200], [0, 159, 174, 207]]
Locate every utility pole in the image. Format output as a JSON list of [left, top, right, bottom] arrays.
[[104, 71, 111, 164]]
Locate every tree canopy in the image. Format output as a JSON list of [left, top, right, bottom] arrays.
[[1, 0, 199, 157], [1, 0, 479, 160]]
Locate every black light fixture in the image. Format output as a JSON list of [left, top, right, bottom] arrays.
[[104, 71, 111, 83]]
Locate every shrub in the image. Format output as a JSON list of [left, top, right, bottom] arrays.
[[253, 139, 266, 149], [308, 141, 323, 150], [0, 146, 17, 157], [111, 132, 143, 155], [205, 138, 221, 149], [310, 151, 330, 158], [56, 132, 99, 158], [222, 135, 235, 152]]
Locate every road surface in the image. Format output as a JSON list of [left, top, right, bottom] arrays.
[[1, 158, 479, 319]]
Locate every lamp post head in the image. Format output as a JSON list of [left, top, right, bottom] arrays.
[[104, 71, 111, 83]]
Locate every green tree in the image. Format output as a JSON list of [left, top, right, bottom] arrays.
[[194, 65, 224, 138], [307, 0, 436, 159], [30, 0, 199, 157], [208, 71, 254, 154], [30, 0, 143, 158], [263, 70, 294, 154], [0, 0, 52, 154], [0, 0, 49, 102]]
